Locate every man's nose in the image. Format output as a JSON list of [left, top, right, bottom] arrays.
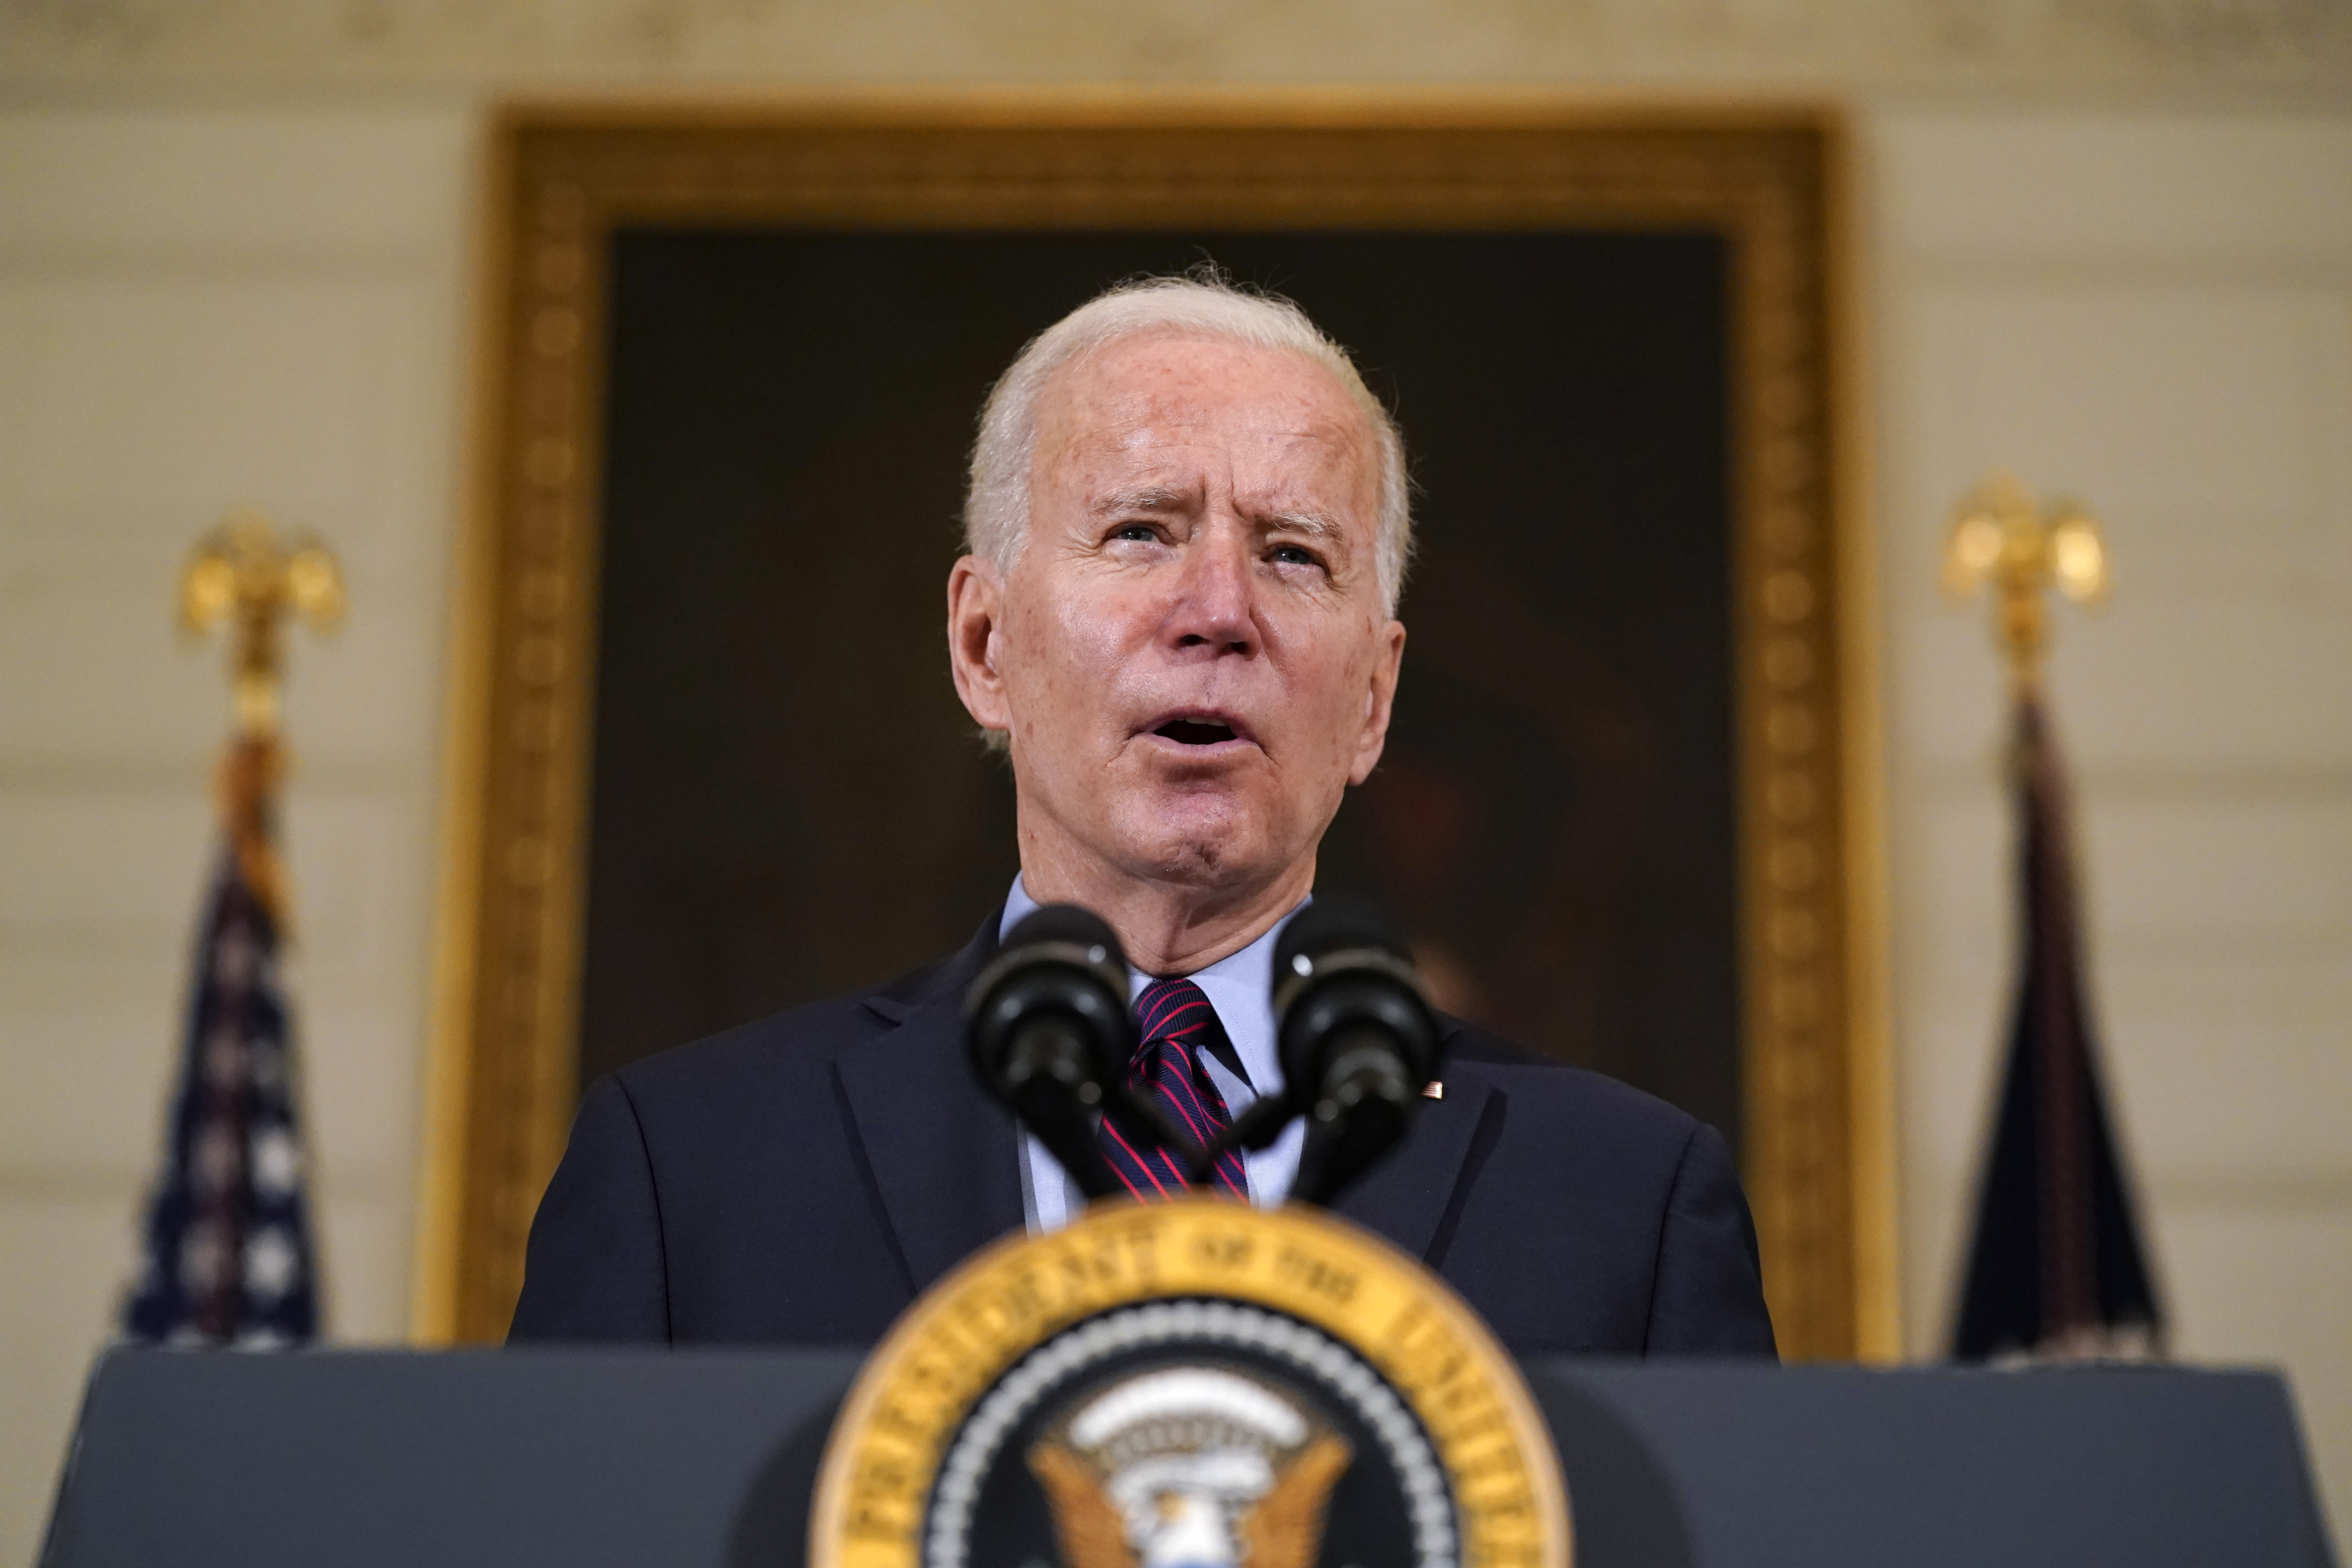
[[1164, 522, 1256, 655]]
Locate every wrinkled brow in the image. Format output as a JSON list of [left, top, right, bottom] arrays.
[[1089, 488, 1347, 543], [1091, 485, 1192, 516], [1264, 509, 1344, 540]]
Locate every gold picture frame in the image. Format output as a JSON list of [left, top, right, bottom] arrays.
[[413, 93, 1895, 1361]]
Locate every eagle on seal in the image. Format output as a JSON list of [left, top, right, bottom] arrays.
[[1028, 1366, 1352, 1568]]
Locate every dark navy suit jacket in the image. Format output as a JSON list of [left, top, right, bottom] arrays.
[[510, 919, 1777, 1358]]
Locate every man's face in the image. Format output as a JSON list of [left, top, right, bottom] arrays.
[[951, 332, 1405, 898]]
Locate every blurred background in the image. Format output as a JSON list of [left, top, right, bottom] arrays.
[[2, 3, 2348, 1558]]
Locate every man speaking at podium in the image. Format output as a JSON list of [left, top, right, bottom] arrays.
[[512, 276, 1775, 1359]]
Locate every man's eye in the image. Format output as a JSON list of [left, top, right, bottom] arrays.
[[1270, 544, 1320, 568], [1111, 524, 1159, 543]]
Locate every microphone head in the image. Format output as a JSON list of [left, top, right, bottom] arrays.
[[1274, 898, 1409, 981], [1272, 898, 1442, 1099], [1000, 903, 1129, 971], [1270, 899, 1444, 1207], [964, 904, 1134, 1107]]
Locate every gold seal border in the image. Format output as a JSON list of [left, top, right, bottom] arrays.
[[809, 1196, 1570, 1568]]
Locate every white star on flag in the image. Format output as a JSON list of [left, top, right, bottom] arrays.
[[245, 1226, 299, 1302], [250, 1127, 303, 1196]]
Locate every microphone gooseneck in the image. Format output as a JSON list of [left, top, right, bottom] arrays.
[[964, 904, 1134, 1201], [1272, 899, 1444, 1208]]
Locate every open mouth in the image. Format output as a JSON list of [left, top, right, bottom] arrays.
[[1152, 717, 1240, 747]]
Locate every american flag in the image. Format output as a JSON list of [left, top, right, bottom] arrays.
[[123, 741, 319, 1347]]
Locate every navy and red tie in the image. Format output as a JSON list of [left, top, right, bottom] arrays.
[[1097, 978, 1252, 1201]]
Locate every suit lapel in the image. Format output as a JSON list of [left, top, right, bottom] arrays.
[[1331, 1034, 1496, 1263], [833, 920, 1026, 1294]]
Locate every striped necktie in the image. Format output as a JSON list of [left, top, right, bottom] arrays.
[[1098, 978, 1251, 1201]]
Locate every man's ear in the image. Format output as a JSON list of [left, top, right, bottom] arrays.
[[1347, 618, 1407, 787], [947, 554, 1012, 737]]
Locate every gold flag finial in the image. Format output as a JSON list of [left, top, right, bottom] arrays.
[[179, 509, 344, 928], [180, 507, 345, 737], [1942, 470, 2107, 684]]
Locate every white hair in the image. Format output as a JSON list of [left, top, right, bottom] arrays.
[[963, 272, 1413, 613]]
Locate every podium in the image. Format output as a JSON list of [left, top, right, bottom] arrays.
[[41, 1347, 2336, 1568]]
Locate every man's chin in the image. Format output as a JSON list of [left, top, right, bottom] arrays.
[[1110, 808, 1287, 889]]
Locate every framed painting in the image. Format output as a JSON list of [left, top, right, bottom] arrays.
[[414, 96, 1893, 1360]]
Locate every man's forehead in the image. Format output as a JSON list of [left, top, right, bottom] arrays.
[[1035, 337, 1376, 499], [1040, 335, 1371, 449]]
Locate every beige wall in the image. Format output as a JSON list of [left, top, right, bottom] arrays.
[[0, 74, 2345, 1566], [2, 0, 2346, 85]]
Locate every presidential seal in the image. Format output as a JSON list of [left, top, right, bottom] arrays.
[[809, 1196, 1569, 1568]]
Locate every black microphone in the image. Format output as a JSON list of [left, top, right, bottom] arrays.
[[964, 904, 1133, 1201], [1272, 900, 1443, 1208]]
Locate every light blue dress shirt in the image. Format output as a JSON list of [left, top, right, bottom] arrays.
[[1001, 876, 1309, 1232]]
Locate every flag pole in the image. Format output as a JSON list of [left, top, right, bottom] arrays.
[[179, 508, 346, 930]]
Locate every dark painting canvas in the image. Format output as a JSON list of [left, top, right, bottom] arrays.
[[581, 230, 1739, 1147]]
